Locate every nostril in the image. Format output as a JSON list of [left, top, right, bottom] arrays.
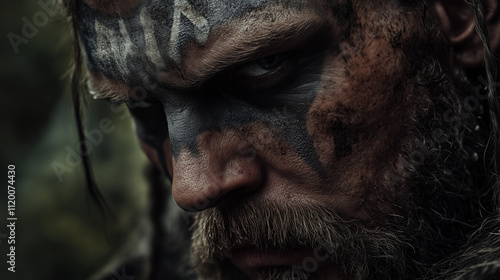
[[212, 185, 260, 209]]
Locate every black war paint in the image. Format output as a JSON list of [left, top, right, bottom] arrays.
[[76, 0, 352, 175], [161, 52, 327, 174], [77, 0, 274, 83]]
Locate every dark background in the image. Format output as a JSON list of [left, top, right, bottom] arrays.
[[0, 1, 150, 279]]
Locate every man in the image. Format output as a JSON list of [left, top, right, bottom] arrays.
[[67, 0, 500, 279]]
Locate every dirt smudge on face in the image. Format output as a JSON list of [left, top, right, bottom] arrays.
[[330, 118, 362, 159]]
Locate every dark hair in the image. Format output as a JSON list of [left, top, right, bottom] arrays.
[[65, 0, 112, 217], [470, 0, 500, 199]]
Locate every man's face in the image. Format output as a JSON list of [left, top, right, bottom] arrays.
[[78, 0, 484, 279]]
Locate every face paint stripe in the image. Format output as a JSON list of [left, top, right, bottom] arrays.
[[78, 0, 281, 83], [140, 6, 167, 69], [80, 1, 334, 176], [165, 55, 326, 175], [118, 19, 137, 77], [169, 0, 210, 63]]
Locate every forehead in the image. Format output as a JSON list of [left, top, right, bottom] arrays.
[[79, 0, 278, 64], [77, 0, 352, 99]]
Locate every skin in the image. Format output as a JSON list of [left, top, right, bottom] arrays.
[[81, 0, 409, 216], [76, 0, 494, 279]]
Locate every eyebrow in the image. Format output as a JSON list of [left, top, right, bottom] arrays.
[[88, 8, 333, 102], [161, 11, 332, 89]]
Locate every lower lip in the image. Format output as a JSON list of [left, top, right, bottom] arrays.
[[230, 247, 311, 270]]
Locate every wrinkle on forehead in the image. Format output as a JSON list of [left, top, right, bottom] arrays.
[[77, 0, 344, 92], [162, 6, 334, 88], [78, 0, 275, 86]]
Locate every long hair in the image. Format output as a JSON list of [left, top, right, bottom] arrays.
[[64, 0, 112, 216]]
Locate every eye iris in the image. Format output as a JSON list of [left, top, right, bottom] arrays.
[[257, 54, 283, 70]]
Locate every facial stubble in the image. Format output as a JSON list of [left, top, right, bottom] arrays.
[[189, 55, 486, 280]]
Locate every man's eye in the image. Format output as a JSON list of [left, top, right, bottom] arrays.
[[237, 54, 285, 77], [230, 52, 297, 91]]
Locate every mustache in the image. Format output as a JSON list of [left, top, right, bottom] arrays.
[[191, 199, 417, 279]]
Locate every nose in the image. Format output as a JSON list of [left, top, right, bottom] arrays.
[[171, 131, 264, 211]]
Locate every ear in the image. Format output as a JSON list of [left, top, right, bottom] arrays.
[[431, 0, 500, 68]]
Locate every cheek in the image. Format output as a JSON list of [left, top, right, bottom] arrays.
[[305, 30, 416, 215], [139, 139, 174, 176]]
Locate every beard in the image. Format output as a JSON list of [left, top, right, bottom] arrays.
[[188, 29, 491, 280], [190, 200, 426, 280]]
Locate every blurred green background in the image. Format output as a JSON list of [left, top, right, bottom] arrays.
[[0, 1, 150, 279]]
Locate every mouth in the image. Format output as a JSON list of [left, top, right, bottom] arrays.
[[229, 241, 313, 271]]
